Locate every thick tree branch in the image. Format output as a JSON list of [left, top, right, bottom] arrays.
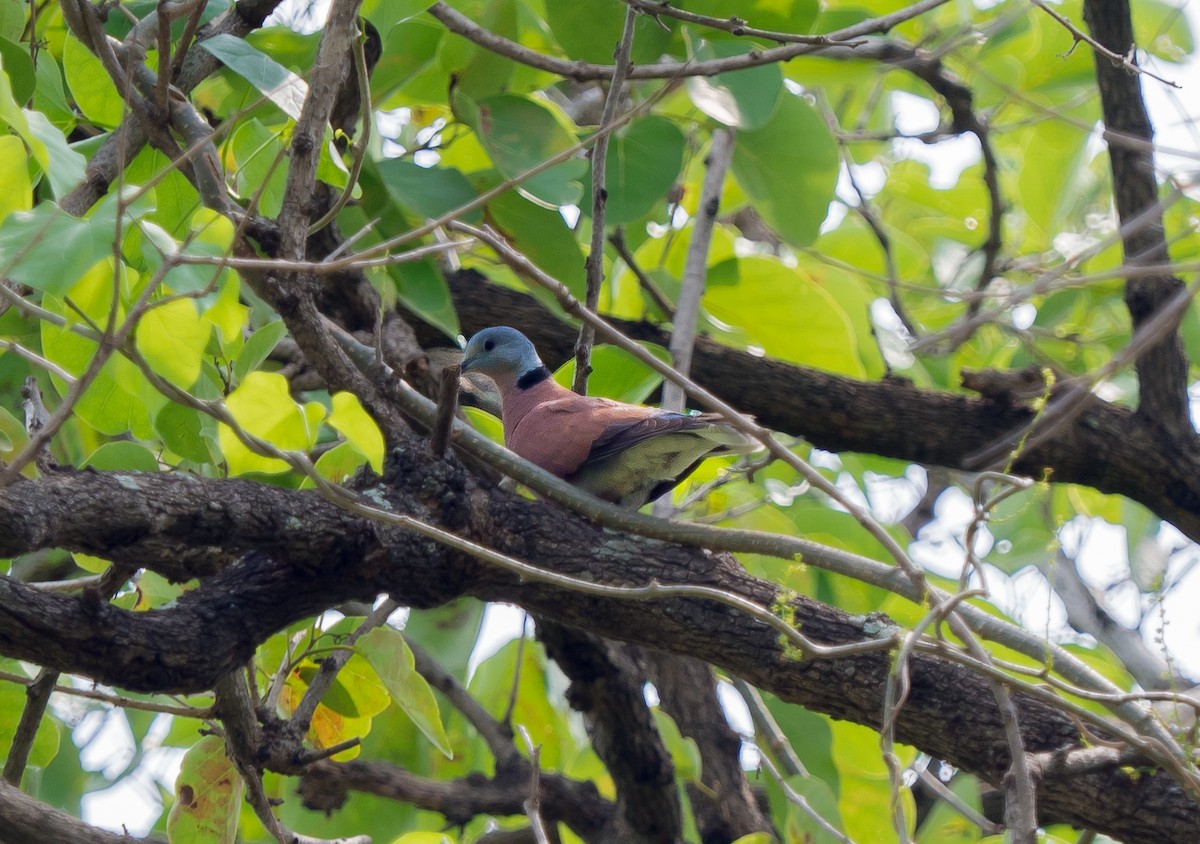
[[1083, 0, 1192, 438], [0, 469, 1195, 842], [537, 621, 682, 843], [0, 779, 164, 844]]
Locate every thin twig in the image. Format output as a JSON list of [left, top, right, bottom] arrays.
[[913, 760, 1003, 834], [759, 753, 857, 844], [574, 6, 637, 394], [659, 126, 734, 413], [609, 228, 675, 317], [516, 724, 553, 844], [430, 365, 461, 458], [291, 599, 399, 731], [1029, 0, 1179, 88], [307, 17, 374, 235], [733, 678, 805, 777], [408, 639, 517, 765], [2, 669, 57, 785]]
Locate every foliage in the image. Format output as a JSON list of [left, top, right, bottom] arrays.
[[0, 0, 1197, 841]]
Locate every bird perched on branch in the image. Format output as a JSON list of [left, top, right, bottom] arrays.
[[460, 326, 755, 509]]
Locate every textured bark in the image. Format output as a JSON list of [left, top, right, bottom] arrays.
[[300, 759, 611, 836], [0, 780, 161, 844], [1083, 0, 1192, 438], [0, 468, 1196, 842], [537, 620, 683, 843], [417, 271, 1200, 541]]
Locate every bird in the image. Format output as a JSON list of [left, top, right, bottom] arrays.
[[459, 326, 756, 509]]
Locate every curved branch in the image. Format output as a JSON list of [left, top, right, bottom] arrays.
[[299, 758, 610, 837], [0, 779, 165, 844], [0, 470, 1195, 841]]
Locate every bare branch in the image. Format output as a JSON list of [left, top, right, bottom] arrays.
[[574, 6, 638, 396]]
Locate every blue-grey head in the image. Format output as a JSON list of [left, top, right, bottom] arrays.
[[460, 326, 545, 384]]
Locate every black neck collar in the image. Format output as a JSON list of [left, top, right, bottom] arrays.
[[516, 365, 551, 390]]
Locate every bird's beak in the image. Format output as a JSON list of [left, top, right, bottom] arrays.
[[459, 355, 475, 374]]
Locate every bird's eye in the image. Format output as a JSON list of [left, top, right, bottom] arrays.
[[483, 339, 495, 351]]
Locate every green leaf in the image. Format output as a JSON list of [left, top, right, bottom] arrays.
[[328, 391, 385, 474], [81, 441, 160, 472], [40, 268, 162, 438], [0, 203, 113, 293], [688, 40, 783, 130], [468, 637, 573, 769], [23, 109, 86, 198], [0, 35, 34, 104], [915, 772, 984, 843], [488, 191, 586, 299], [704, 256, 865, 376], [156, 402, 216, 464], [765, 773, 846, 844], [652, 709, 701, 782], [372, 18, 444, 104], [303, 439, 369, 485], [544, 0, 672, 64], [63, 36, 124, 127], [0, 682, 60, 770], [233, 319, 289, 384], [687, 0, 819, 34], [1134, 0, 1194, 62], [376, 158, 481, 223], [390, 259, 460, 339], [553, 342, 671, 403], [229, 118, 288, 218], [456, 92, 585, 207], [0, 2, 23, 41], [0, 134, 31, 222], [33, 51, 75, 130], [358, 627, 453, 758], [0, 54, 83, 197], [198, 33, 307, 120], [388, 834, 456, 844], [136, 298, 212, 389], [462, 406, 503, 444], [403, 599, 485, 681], [731, 94, 838, 247], [167, 736, 243, 844], [361, 0, 437, 31], [219, 371, 325, 475], [584, 116, 685, 225]]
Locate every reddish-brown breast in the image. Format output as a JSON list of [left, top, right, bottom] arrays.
[[497, 377, 656, 478]]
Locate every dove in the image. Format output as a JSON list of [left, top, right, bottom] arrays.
[[460, 326, 754, 508]]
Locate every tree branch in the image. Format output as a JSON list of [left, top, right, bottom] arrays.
[[0, 779, 165, 844], [0, 470, 1195, 841], [1083, 0, 1192, 438], [537, 620, 682, 842]]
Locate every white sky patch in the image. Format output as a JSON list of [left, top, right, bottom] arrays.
[[1011, 302, 1037, 330], [890, 91, 984, 189]]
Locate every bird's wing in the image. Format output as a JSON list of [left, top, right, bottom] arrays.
[[507, 394, 654, 478], [582, 411, 750, 466]]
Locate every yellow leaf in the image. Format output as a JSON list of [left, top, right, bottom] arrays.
[[328, 392, 385, 473]]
